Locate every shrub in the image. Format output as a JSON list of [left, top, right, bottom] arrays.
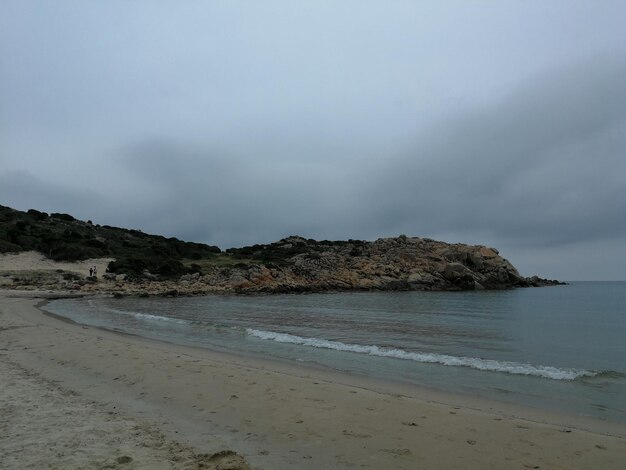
[[15, 235, 39, 251], [157, 262, 179, 276], [107, 256, 189, 278], [51, 213, 75, 221], [62, 272, 82, 281], [0, 240, 22, 253], [49, 244, 99, 261], [27, 209, 48, 220], [85, 238, 107, 249]]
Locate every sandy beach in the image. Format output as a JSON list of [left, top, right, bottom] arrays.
[[0, 252, 114, 279], [1, 289, 625, 469]]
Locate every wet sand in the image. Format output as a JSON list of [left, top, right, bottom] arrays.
[[1, 289, 625, 469]]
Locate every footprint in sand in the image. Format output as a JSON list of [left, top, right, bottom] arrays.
[[381, 448, 412, 456], [342, 429, 372, 438], [193, 450, 248, 470]]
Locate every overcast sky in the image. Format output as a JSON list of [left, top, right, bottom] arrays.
[[1, 1, 625, 280]]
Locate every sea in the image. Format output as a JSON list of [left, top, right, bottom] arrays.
[[43, 281, 626, 424]]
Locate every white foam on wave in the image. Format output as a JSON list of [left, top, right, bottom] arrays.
[[102, 306, 189, 325], [246, 329, 596, 381], [133, 312, 189, 325]]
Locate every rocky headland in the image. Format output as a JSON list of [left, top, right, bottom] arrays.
[[0, 204, 562, 296], [1, 237, 562, 296], [174, 235, 562, 294]]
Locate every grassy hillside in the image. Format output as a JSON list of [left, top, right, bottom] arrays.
[[0, 205, 220, 277]]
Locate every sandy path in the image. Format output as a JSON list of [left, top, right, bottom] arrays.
[[1, 290, 625, 469]]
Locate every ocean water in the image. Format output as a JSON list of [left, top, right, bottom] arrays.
[[43, 282, 626, 423]]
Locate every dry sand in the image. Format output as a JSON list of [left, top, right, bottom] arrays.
[[0, 357, 247, 470], [0, 251, 113, 277], [1, 289, 625, 469]]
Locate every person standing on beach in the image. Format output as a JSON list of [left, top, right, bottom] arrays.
[[93, 266, 97, 277], [89, 267, 93, 277]]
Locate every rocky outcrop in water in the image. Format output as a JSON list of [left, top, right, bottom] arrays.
[[176, 236, 563, 294]]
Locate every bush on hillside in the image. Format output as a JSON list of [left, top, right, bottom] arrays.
[[50, 213, 75, 221], [107, 256, 191, 278], [0, 239, 22, 253], [27, 209, 48, 220]]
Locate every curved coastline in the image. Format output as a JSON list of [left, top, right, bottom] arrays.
[[2, 289, 626, 469]]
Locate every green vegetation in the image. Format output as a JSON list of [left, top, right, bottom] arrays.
[[0, 205, 220, 278], [0, 205, 367, 280], [226, 236, 366, 265], [182, 253, 262, 271]]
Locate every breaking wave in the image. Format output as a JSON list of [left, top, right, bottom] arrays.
[[246, 329, 597, 381], [101, 306, 190, 325]]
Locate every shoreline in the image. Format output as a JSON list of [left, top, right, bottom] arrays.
[[36, 293, 626, 436], [2, 289, 625, 468]]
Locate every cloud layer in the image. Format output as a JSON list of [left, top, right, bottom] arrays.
[[1, 2, 625, 280]]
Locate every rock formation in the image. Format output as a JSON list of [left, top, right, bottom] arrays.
[[176, 235, 563, 294], [1, 202, 563, 295]]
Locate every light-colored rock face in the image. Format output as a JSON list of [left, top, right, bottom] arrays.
[[185, 236, 535, 294], [479, 247, 499, 258]]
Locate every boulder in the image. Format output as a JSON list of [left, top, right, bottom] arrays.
[[479, 247, 499, 258], [443, 263, 476, 290]]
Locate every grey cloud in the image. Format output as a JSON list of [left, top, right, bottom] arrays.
[[365, 55, 626, 248], [5, 55, 624, 261], [0, 171, 103, 221], [112, 139, 360, 247], [2, 2, 626, 280]]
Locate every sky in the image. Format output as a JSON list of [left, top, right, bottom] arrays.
[[1, 1, 625, 280]]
